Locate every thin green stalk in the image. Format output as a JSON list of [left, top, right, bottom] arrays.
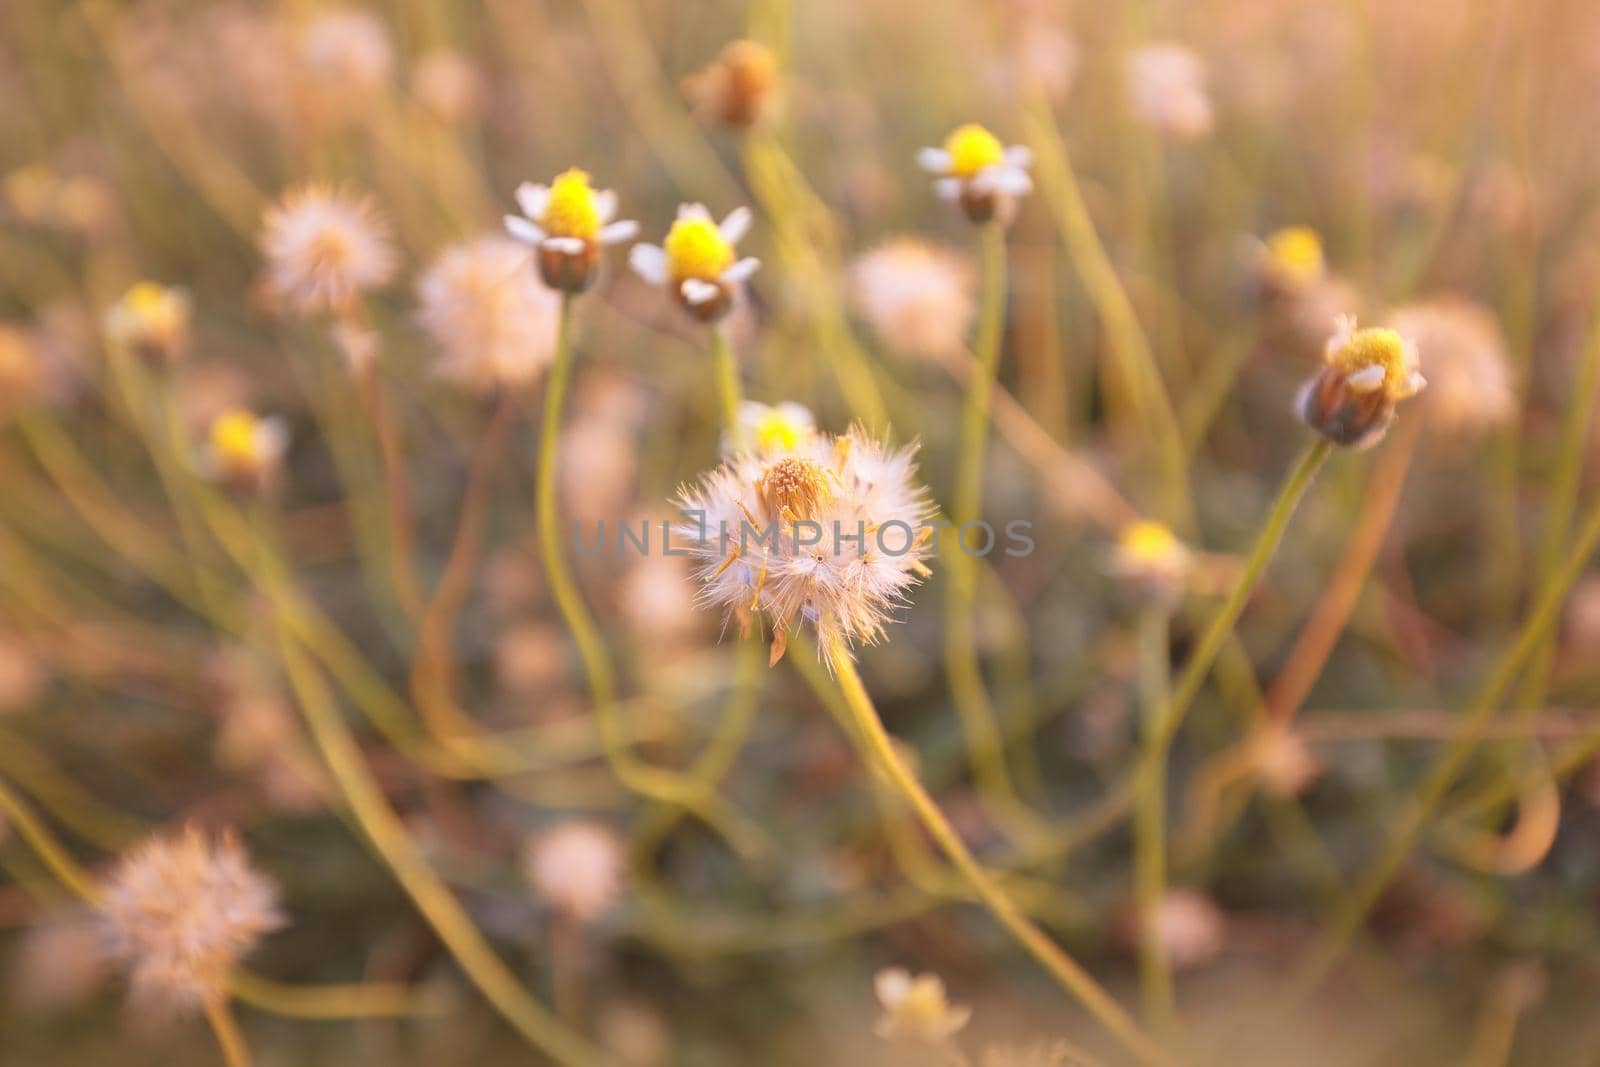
[[943, 222, 1050, 847], [1506, 301, 1600, 713], [1152, 439, 1333, 755], [204, 997, 255, 1067], [1285, 490, 1600, 1000], [711, 325, 744, 446], [536, 297, 766, 857], [828, 639, 1175, 1067], [272, 623, 616, 1067], [1023, 97, 1193, 530], [1134, 606, 1176, 1030]]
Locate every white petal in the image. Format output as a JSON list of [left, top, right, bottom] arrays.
[[722, 257, 760, 285], [719, 206, 753, 245], [515, 182, 549, 219], [1345, 365, 1387, 394], [544, 236, 586, 254], [629, 243, 669, 285], [1407, 371, 1428, 394], [504, 215, 546, 245], [682, 278, 721, 306], [593, 189, 618, 223], [678, 202, 713, 222], [600, 219, 639, 245], [976, 165, 1033, 197], [934, 178, 963, 202], [256, 417, 291, 461], [776, 401, 814, 427], [916, 147, 952, 174], [1005, 144, 1034, 169]]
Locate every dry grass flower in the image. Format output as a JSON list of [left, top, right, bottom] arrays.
[[849, 238, 976, 359], [99, 827, 283, 1010], [260, 186, 396, 316], [677, 424, 936, 667], [873, 967, 972, 1043], [418, 236, 561, 391]]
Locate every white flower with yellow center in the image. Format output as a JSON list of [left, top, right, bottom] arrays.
[[917, 123, 1032, 223], [1297, 315, 1426, 449], [105, 282, 192, 363], [872, 967, 972, 1044], [201, 408, 290, 491], [678, 424, 935, 667], [630, 203, 760, 322], [730, 400, 814, 456], [1112, 519, 1191, 603], [503, 168, 637, 293]]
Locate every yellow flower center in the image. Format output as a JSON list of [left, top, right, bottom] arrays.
[[753, 409, 811, 453], [1119, 520, 1182, 569], [664, 216, 735, 282], [943, 123, 1005, 179], [1265, 226, 1323, 288], [210, 409, 260, 471], [1328, 327, 1418, 400], [757, 456, 831, 521], [123, 282, 184, 330], [540, 168, 601, 242]]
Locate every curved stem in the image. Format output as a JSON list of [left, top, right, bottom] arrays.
[[1151, 439, 1333, 755], [1284, 489, 1600, 1001], [273, 620, 616, 1067], [828, 640, 1175, 1067], [535, 297, 766, 858], [1023, 97, 1193, 529], [943, 223, 1049, 846], [359, 362, 426, 626], [204, 997, 255, 1067]]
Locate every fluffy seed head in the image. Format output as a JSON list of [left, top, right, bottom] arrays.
[[873, 967, 972, 1044], [1128, 44, 1214, 140], [677, 424, 936, 667], [260, 186, 396, 315], [757, 456, 832, 521], [1389, 298, 1514, 436], [683, 39, 780, 128], [417, 236, 560, 391], [524, 821, 624, 923], [850, 239, 975, 359], [99, 827, 283, 1010]]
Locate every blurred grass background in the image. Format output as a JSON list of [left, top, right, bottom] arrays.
[[4, 0, 1600, 1064]]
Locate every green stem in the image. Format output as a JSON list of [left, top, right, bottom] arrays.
[[536, 297, 766, 857], [1134, 606, 1176, 1029], [943, 222, 1049, 846], [1285, 490, 1600, 1000], [1152, 439, 1333, 755], [828, 640, 1175, 1067], [272, 625, 616, 1067], [711, 324, 744, 448]]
